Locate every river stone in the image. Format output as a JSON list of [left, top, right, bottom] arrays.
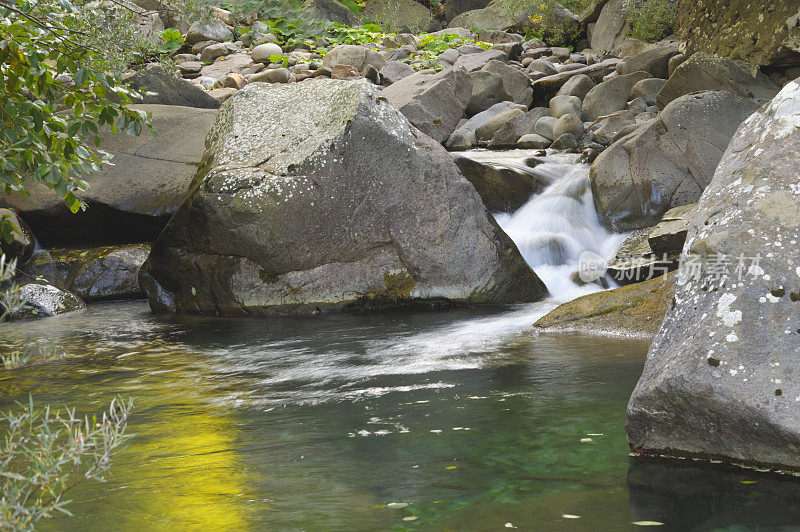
[[449, 0, 580, 35], [590, 91, 759, 231], [606, 227, 668, 284], [452, 49, 507, 72], [631, 78, 666, 106], [549, 94, 582, 119], [534, 115, 557, 140], [517, 133, 551, 148], [532, 58, 621, 104], [591, 109, 636, 146], [249, 67, 291, 84], [8, 283, 86, 321], [466, 70, 513, 115], [384, 67, 472, 143], [379, 61, 415, 85], [618, 43, 679, 79], [141, 80, 546, 315], [322, 44, 387, 74], [626, 79, 800, 470], [589, 0, 630, 53], [0, 209, 34, 267], [481, 60, 533, 107], [0, 105, 218, 246], [474, 107, 524, 141], [647, 203, 695, 256], [552, 113, 584, 140], [582, 71, 651, 121], [556, 73, 595, 100], [550, 132, 578, 150], [361, 0, 436, 33], [452, 156, 547, 212], [122, 64, 221, 109], [28, 244, 150, 301], [487, 107, 549, 148], [656, 52, 780, 108], [533, 272, 676, 340], [251, 43, 283, 64], [677, 0, 800, 69], [306, 0, 359, 25], [185, 20, 233, 46], [443, 0, 491, 21]]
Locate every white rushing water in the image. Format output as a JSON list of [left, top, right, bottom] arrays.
[[343, 149, 629, 368]]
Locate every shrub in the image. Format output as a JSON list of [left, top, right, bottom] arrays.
[[626, 0, 676, 43], [0, 397, 133, 530]]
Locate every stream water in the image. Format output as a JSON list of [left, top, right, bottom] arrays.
[[2, 152, 800, 530]]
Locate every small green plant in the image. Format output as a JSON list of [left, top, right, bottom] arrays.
[[0, 397, 133, 530], [0, 254, 24, 323], [269, 53, 289, 67], [627, 0, 676, 42], [1, 342, 68, 370], [156, 28, 185, 54]]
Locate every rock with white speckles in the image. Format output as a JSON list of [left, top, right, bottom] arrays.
[[141, 80, 547, 315], [626, 78, 800, 470], [590, 90, 759, 232], [7, 283, 86, 321]]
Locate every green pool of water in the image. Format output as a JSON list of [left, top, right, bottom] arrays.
[[2, 302, 800, 531]]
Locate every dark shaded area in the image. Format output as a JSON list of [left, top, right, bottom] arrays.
[[24, 203, 168, 247], [628, 456, 800, 531]]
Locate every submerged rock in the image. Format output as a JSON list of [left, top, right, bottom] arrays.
[[533, 272, 676, 340], [626, 79, 800, 470], [142, 80, 546, 315]]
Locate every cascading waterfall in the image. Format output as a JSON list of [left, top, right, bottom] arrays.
[[463, 150, 627, 300]]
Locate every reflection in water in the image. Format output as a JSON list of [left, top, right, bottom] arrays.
[[1, 303, 799, 530]]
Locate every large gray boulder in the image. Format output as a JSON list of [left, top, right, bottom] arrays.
[[0, 105, 217, 245], [588, 0, 629, 52], [362, 0, 437, 33], [532, 58, 621, 104], [657, 52, 780, 108], [677, 0, 800, 69], [384, 67, 472, 143], [466, 70, 513, 116], [452, 49, 507, 72], [618, 43, 679, 79], [141, 81, 546, 315], [487, 107, 549, 148], [123, 65, 221, 109], [626, 79, 800, 470], [453, 156, 547, 212], [480, 59, 533, 107], [185, 20, 233, 46], [443, 0, 491, 21], [449, 0, 580, 36], [590, 91, 759, 231]]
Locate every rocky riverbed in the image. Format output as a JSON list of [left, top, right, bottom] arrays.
[[2, 0, 800, 482]]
